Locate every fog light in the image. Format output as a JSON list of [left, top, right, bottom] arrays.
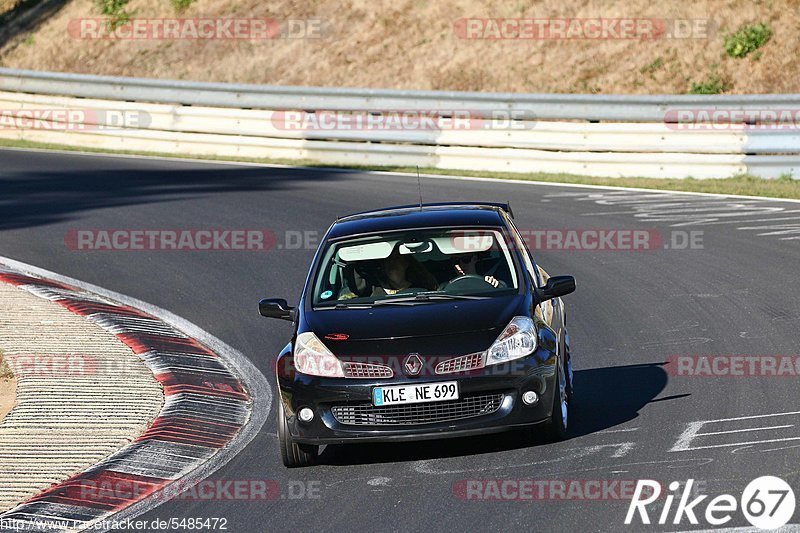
[[298, 407, 314, 422], [522, 391, 539, 405]]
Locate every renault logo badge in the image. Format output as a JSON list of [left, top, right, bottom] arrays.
[[403, 353, 423, 376]]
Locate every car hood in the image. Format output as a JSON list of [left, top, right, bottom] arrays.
[[302, 295, 528, 356]]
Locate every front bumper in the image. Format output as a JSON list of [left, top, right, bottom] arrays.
[[276, 350, 559, 445]]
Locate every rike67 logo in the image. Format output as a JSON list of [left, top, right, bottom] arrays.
[[625, 477, 796, 530]]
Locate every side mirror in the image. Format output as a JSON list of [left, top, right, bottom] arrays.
[[536, 276, 576, 302], [259, 298, 296, 321]]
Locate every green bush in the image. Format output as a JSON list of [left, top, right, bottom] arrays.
[[96, 0, 131, 29], [690, 71, 731, 94], [724, 23, 772, 58], [170, 0, 195, 12]]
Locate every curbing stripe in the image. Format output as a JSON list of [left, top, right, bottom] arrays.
[[0, 260, 270, 532], [0, 275, 163, 519]]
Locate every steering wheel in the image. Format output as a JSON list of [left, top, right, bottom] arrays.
[[443, 274, 500, 292]]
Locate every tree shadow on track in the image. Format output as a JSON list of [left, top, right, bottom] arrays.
[[0, 0, 68, 50], [0, 162, 346, 231], [318, 362, 672, 466]]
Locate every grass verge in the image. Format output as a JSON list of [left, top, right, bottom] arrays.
[[2, 137, 800, 200]]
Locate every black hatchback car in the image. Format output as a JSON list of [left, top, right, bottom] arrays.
[[260, 202, 576, 467]]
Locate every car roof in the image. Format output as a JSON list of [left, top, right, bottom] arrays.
[[327, 203, 512, 240]]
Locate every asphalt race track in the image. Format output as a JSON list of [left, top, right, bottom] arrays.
[[2, 147, 799, 531]]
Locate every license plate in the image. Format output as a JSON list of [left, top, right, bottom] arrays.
[[372, 381, 459, 406]]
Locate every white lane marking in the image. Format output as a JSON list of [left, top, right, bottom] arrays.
[[737, 224, 800, 237], [367, 477, 391, 486], [694, 425, 794, 437], [545, 190, 800, 237], [597, 427, 640, 434], [664, 213, 800, 226], [610, 442, 635, 457], [694, 410, 800, 423], [671, 411, 800, 452], [581, 201, 770, 215], [629, 205, 782, 226], [0, 255, 272, 528], [4, 145, 800, 205]]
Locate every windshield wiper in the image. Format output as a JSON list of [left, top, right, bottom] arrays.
[[372, 293, 490, 306], [416, 293, 490, 301], [313, 302, 373, 310], [333, 302, 373, 309]]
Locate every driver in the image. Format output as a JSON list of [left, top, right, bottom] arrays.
[[453, 253, 500, 288]]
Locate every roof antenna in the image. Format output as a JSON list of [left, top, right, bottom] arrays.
[[416, 166, 423, 210]]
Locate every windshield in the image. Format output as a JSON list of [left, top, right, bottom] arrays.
[[312, 228, 519, 307]]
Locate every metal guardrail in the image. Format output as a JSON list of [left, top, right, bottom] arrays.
[[0, 68, 798, 179], [2, 67, 800, 121]]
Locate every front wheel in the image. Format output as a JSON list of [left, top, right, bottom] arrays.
[[543, 363, 569, 442], [277, 402, 318, 468]]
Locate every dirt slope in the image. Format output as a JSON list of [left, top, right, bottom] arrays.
[[0, 0, 797, 93]]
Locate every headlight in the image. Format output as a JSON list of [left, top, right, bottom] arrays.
[[486, 316, 538, 365], [294, 331, 344, 377]]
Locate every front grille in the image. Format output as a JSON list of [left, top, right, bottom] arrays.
[[331, 393, 504, 426], [341, 362, 394, 379], [435, 352, 486, 374]]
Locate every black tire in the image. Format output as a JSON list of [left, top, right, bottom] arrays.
[[277, 402, 318, 468], [564, 340, 575, 407], [543, 363, 569, 442], [564, 360, 575, 413]]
